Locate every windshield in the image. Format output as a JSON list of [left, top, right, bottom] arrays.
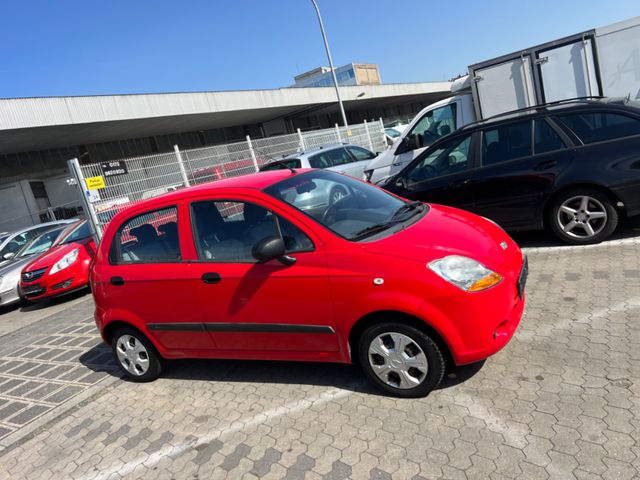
[[17, 228, 65, 258], [55, 221, 91, 246], [385, 128, 401, 138], [264, 170, 425, 241]]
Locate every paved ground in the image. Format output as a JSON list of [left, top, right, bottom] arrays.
[[0, 223, 639, 479]]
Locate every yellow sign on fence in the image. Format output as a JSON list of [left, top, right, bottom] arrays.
[[85, 176, 105, 190]]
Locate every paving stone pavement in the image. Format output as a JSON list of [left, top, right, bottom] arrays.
[[0, 238, 639, 479]]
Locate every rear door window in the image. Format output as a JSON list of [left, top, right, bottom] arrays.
[[534, 118, 567, 154], [328, 148, 353, 166], [556, 112, 640, 144], [111, 207, 180, 264], [308, 152, 332, 169], [482, 121, 532, 166]]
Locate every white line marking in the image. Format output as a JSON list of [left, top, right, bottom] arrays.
[[522, 236, 639, 253], [84, 387, 351, 480]]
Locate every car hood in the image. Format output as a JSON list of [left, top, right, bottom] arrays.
[[24, 241, 90, 272], [362, 204, 522, 273], [0, 255, 36, 277]]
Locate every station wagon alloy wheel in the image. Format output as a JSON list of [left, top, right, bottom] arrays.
[[368, 332, 429, 389], [557, 195, 607, 239], [549, 188, 618, 245], [116, 334, 150, 376]]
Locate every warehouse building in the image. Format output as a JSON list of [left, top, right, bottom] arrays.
[[0, 80, 450, 230]]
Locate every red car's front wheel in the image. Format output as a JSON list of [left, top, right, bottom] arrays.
[[358, 323, 445, 398]]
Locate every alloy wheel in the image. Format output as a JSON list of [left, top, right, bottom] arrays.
[[115, 334, 150, 376], [556, 195, 608, 239], [368, 332, 429, 389]]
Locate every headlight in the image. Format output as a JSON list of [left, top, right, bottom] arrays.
[[428, 255, 502, 292], [49, 249, 79, 274]]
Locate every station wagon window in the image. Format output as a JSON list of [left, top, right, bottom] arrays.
[[482, 121, 532, 166], [556, 112, 640, 144], [534, 118, 566, 154], [346, 146, 376, 161], [111, 207, 180, 264], [191, 200, 313, 262], [406, 104, 457, 149], [406, 134, 472, 184]]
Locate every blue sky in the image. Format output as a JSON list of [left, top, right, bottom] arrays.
[[1, 0, 638, 98]]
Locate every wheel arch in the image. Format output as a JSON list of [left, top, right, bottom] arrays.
[[543, 183, 625, 226], [102, 320, 162, 360], [348, 310, 454, 369]]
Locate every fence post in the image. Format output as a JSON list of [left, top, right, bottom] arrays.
[[378, 118, 387, 148], [297, 128, 306, 151], [173, 144, 191, 187], [363, 120, 374, 150], [335, 124, 342, 142], [67, 158, 102, 240], [246, 135, 259, 172]]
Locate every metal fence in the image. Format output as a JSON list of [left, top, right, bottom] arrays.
[[71, 120, 387, 236]]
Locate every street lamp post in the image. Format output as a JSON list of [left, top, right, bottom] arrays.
[[310, 0, 349, 129]]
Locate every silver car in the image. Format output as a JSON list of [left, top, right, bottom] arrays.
[[0, 225, 70, 307], [0, 220, 74, 267], [260, 144, 377, 180]]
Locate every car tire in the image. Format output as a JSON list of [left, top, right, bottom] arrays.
[[548, 189, 618, 245], [329, 186, 347, 205], [112, 326, 162, 382], [358, 323, 445, 398]]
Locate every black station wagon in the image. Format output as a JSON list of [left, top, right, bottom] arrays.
[[383, 98, 640, 244]]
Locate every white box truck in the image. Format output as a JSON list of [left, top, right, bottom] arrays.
[[364, 16, 640, 184]]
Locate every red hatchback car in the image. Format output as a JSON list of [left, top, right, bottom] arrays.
[[20, 220, 96, 303], [92, 169, 527, 397]]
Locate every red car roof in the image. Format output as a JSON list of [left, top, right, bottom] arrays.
[[106, 169, 312, 227]]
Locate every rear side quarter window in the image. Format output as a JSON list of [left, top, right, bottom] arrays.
[[556, 111, 640, 144], [109, 207, 180, 264]]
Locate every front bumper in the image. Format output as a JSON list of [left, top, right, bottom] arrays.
[[454, 257, 528, 365], [19, 274, 86, 302]]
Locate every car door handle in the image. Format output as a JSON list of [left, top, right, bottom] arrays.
[[201, 272, 221, 284], [534, 160, 557, 170], [449, 179, 470, 188], [110, 276, 125, 286]]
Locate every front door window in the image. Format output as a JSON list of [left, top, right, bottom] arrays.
[[405, 135, 472, 186], [405, 104, 457, 150]]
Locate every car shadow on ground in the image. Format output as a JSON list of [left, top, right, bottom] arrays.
[[511, 216, 640, 248], [19, 288, 90, 313], [0, 288, 90, 316], [79, 343, 485, 397]]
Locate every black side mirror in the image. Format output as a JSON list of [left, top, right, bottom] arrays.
[[252, 236, 296, 265], [395, 135, 417, 155]]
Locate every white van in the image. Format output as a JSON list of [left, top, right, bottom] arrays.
[[364, 15, 640, 185], [364, 78, 475, 184]]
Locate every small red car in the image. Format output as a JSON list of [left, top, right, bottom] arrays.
[[92, 169, 526, 397], [20, 220, 96, 303]]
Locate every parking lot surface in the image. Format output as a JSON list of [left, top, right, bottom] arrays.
[[0, 231, 639, 479]]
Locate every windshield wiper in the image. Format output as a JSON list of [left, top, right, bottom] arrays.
[[390, 201, 424, 221], [351, 222, 399, 241], [351, 202, 425, 241]]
